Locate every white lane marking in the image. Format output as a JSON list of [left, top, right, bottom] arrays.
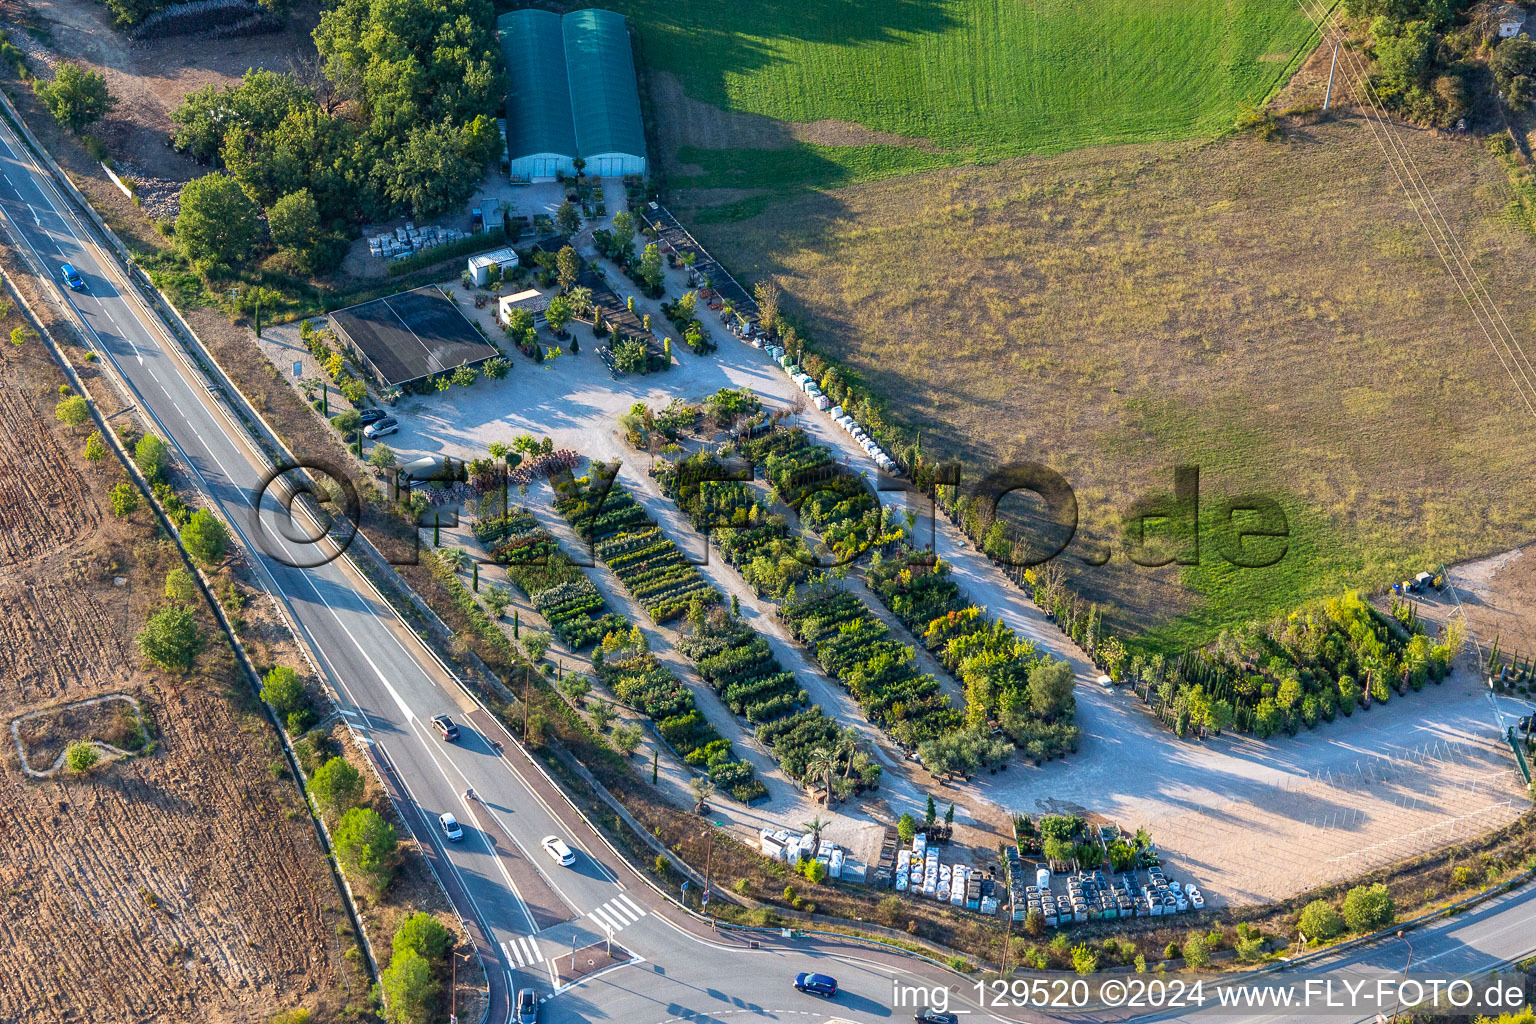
[[526, 937, 545, 963], [616, 893, 645, 919], [300, 578, 416, 722], [519, 936, 540, 966], [602, 899, 639, 926], [105, 307, 118, 325], [502, 939, 525, 967], [26, 202, 38, 225], [172, 402, 187, 420], [588, 906, 622, 933]]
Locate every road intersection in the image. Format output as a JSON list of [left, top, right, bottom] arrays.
[[0, 103, 1531, 1024]]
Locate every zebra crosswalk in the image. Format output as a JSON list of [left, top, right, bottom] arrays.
[[586, 893, 646, 934], [501, 935, 546, 969]]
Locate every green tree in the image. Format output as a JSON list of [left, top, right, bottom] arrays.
[[612, 723, 642, 756], [164, 567, 200, 605], [84, 431, 108, 461], [612, 337, 648, 374], [55, 395, 89, 427], [545, 295, 573, 334], [1492, 36, 1536, 107], [261, 665, 306, 715], [1181, 932, 1210, 968], [268, 189, 321, 267], [379, 116, 501, 219], [638, 243, 664, 290], [310, 756, 364, 816], [523, 631, 550, 661], [379, 947, 438, 1024], [181, 509, 230, 566], [136, 605, 205, 672], [134, 433, 170, 483], [176, 174, 260, 270], [11, 326, 31, 347], [1071, 943, 1098, 975], [555, 245, 581, 291], [36, 62, 115, 133], [1371, 19, 1435, 95], [170, 69, 312, 164], [65, 741, 100, 773], [555, 201, 580, 236], [334, 806, 398, 890], [369, 443, 397, 471], [1298, 900, 1344, 941], [110, 481, 139, 518], [392, 911, 453, 962], [1342, 883, 1395, 933], [609, 211, 635, 254], [896, 812, 916, 844], [1028, 659, 1076, 718]]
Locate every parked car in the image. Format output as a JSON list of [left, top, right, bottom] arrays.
[[440, 812, 463, 842], [60, 263, 85, 291], [515, 988, 539, 1024], [793, 973, 837, 998], [358, 408, 388, 426], [431, 714, 460, 741], [541, 835, 576, 866], [363, 417, 399, 439], [915, 1012, 957, 1024]]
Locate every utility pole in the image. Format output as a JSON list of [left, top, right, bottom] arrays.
[[1322, 38, 1340, 113]]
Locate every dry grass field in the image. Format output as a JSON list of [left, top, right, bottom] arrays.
[[0, 300, 355, 1022], [683, 115, 1536, 650]]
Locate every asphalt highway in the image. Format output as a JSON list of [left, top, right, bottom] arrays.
[[0, 105, 1531, 1024]]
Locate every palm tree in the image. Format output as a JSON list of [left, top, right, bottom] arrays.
[[801, 814, 827, 848], [805, 747, 836, 805], [568, 285, 594, 318]]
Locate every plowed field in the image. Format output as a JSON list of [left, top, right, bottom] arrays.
[[0, 301, 352, 1022]]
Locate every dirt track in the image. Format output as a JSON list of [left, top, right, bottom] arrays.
[[0, 278, 351, 1022]]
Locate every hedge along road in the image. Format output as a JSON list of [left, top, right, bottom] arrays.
[[0, 94, 1061, 1024]]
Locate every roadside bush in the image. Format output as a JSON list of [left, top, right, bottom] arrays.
[[1071, 943, 1098, 975], [181, 509, 230, 566], [65, 741, 100, 773], [310, 756, 363, 817], [1181, 932, 1210, 968], [1298, 899, 1344, 941], [1342, 883, 1395, 933], [164, 567, 200, 605], [175, 173, 260, 270], [136, 605, 204, 672], [392, 912, 452, 962], [1236, 936, 1266, 963], [84, 431, 108, 461], [36, 62, 115, 134], [261, 665, 306, 716], [379, 947, 437, 1024], [134, 433, 170, 483], [55, 395, 89, 427], [110, 482, 140, 518], [333, 807, 398, 892]]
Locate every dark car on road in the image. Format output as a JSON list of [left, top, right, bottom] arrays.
[[358, 408, 388, 426], [793, 973, 837, 998], [60, 263, 85, 291], [915, 1012, 958, 1024], [516, 987, 539, 1024], [431, 714, 460, 741]]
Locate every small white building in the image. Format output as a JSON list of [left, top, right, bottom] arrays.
[[1498, 4, 1527, 37], [467, 248, 519, 287], [497, 288, 551, 324]]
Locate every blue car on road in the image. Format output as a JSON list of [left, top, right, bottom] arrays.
[[793, 973, 837, 998], [60, 264, 85, 291]]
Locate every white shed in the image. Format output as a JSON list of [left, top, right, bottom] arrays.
[[497, 288, 551, 324], [467, 247, 519, 286]]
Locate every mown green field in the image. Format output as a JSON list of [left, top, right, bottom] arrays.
[[616, 0, 1320, 192]]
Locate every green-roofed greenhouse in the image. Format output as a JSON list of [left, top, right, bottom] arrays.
[[498, 8, 647, 181]]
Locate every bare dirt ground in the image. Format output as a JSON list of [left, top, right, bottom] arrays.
[[0, 278, 354, 1023], [4, 0, 323, 214]]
